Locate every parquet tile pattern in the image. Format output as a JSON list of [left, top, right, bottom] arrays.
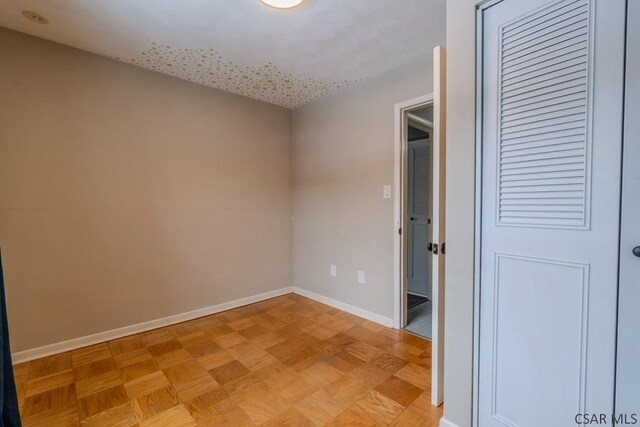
[[14, 294, 443, 426]]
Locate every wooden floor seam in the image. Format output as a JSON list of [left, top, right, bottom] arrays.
[[13, 294, 442, 426]]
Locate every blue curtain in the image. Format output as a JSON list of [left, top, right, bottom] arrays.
[[0, 252, 21, 426]]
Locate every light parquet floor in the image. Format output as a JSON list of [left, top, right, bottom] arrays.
[[13, 294, 443, 426]]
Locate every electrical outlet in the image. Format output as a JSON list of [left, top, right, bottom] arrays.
[[330, 265, 337, 277], [383, 185, 392, 199], [358, 270, 366, 285]]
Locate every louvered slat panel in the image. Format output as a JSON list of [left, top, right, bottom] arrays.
[[501, 179, 585, 189], [502, 0, 584, 38], [504, 51, 586, 83], [502, 58, 584, 94], [501, 192, 585, 200], [502, 86, 585, 111], [501, 185, 585, 194], [501, 198, 583, 206], [502, 76, 586, 104], [502, 113, 585, 135], [502, 145, 584, 160], [501, 137, 584, 153], [502, 155, 584, 169], [501, 219, 585, 227], [497, 0, 591, 227], [503, 19, 588, 58], [502, 2, 587, 46], [503, 71, 587, 101], [501, 206, 584, 214], [503, 64, 586, 95], [501, 125, 585, 145], [501, 212, 584, 219], [502, 36, 587, 68], [412, 145, 429, 215], [503, 51, 588, 89], [503, 31, 588, 69], [501, 163, 584, 176], [502, 101, 586, 124], [504, 43, 587, 75]]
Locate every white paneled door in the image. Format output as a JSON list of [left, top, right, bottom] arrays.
[[478, 1, 626, 426]]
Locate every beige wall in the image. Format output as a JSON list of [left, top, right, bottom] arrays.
[[442, 1, 479, 426], [0, 28, 293, 353], [292, 59, 432, 320]]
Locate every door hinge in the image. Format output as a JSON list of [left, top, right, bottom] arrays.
[[399, 227, 402, 235]]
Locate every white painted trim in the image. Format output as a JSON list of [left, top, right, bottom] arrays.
[[473, 5, 486, 427], [12, 287, 293, 364], [439, 418, 461, 427], [431, 45, 447, 407], [396, 94, 435, 112], [292, 287, 393, 328], [393, 93, 434, 330], [13, 286, 398, 364]]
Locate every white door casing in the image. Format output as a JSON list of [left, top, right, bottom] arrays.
[[478, 1, 626, 427], [431, 45, 446, 407], [393, 93, 433, 330], [615, 0, 640, 415]]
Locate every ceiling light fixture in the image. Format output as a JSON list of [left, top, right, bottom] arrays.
[[258, 0, 305, 10], [22, 10, 49, 24]]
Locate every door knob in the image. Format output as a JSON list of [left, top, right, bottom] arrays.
[[633, 246, 640, 258], [410, 217, 415, 221], [427, 242, 433, 252]]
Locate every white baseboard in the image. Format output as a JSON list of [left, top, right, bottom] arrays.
[[439, 418, 460, 427], [13, 286, 395, 364], [292, 287, 393, 328], [12, 287, 293, 364]]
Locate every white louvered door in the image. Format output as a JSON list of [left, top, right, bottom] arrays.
[[479, 1, 626, 426], [407, 138, 432, 297]]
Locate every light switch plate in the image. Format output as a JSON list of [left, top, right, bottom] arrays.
[[330, 265, 337, 277], [383, 185, 392, 199], [358, 270, 366, 285]]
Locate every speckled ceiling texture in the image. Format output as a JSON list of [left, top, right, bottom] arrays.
[[0, 0, 446, 109], [109, 43, 360, 109]]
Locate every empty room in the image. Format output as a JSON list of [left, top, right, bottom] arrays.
[[0, 0, 638, 426]]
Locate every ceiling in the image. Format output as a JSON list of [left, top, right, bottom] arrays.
[[411, 106, 433, 123], [0, 0, 446, 109]]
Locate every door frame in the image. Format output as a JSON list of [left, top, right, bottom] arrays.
[[473, 4, 491, 426], [615, 0, 638, 415], [393, 93, 433, 331], [474, 3, 508, 424]]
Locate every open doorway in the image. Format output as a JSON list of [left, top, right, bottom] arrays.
[[404, 106, 434, 339]]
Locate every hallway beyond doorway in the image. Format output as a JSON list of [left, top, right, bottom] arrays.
[[405, 298, 432, 340]]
